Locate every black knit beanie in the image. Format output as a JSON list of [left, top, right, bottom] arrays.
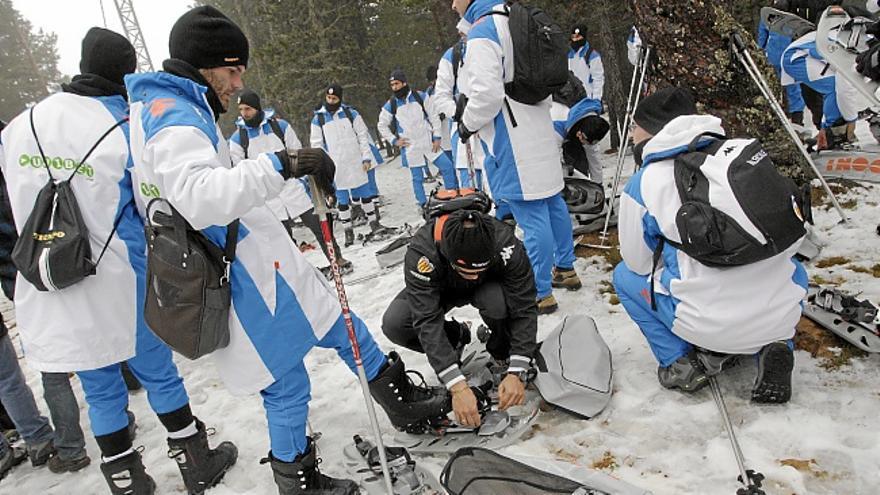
[[440, 210, 495, 270], [572, 23, 588, 36], [238, 89, 261, 110], [169, 6, 249, 69], [326, 84, 343, 100], [633, 87, 697, 136], [79, 27, 136, 85], [389, 69, 407, 84]]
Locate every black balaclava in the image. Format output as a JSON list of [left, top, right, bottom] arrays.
[[390, 69, 410, 99], [632, 140, 647, 167], [238, 89, 263, 127], [571, 24, 588, 50], [440, 210, 496, 272], [62, 27, 136, 98], [325, 84, 343, 113]]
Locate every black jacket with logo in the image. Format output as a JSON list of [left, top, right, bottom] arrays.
[[403, 216, 537, 387]]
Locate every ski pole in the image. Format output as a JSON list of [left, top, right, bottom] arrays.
[[729, 32, 849, 224], [708, 375, 766, 495], [464, 134, 477, 189], [307, 175, 395, 495], [587, 45, 650, 250]]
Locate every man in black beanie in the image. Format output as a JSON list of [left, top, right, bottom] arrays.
[[126, 7, 451, 494], [382, 209, 538, 428], [612, 86, 803, 404], [3, 25, 242, 493]]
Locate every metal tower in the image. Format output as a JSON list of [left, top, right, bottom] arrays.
[[112, 0, 154, 72]]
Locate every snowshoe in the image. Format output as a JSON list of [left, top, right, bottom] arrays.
[[167, 419, 238, 495], [265, 438, 358, 495], [319, 260, 354, 280], [361, 224, 410, 245], [803, 286, 880, 353], [816, 7, 880, 105], [0, 445, 27, 481], [368, 352, 452, 434], [344, 228, 355, 248], [342, 435, 443, 495]]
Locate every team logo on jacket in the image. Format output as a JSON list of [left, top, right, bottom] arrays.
[[417, 256, 434, 274], [500, 245, 514, 266], [149, 98, 176, 117]]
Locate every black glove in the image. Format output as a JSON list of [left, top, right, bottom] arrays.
[[867, 19, 880, 38], [458, 121, 474, 143], [439, 112, 447, 121], [453, 94, 469, 123], [856, 42, 880, 81], [277, 148, 336, 197], [842, 5, 873, 20], [572, 115, 610, 144]]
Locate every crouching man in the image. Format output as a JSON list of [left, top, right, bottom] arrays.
[[612, 87, 808, 403], [382, 209, 538, 427]]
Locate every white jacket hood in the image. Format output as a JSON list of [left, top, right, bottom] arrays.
[[641, 115, 725, 167]]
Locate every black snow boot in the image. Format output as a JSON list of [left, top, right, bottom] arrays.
[[264, 438, 358, 495], [751, 341, 794, 404], [100, 450, 156, 495], [369, 352, 452, 433], [343, 228, 355, 247], [167, 420, 238, 494]]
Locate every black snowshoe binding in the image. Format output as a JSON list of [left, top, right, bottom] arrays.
[[167, 419, 238, 494], [100, 449, 157, 495], [368, 352, 452, 434], [342, 435, 443, 494], [319, 259, 354, 280], [264, 438, 358, 495], [804, 286, 880, 353]]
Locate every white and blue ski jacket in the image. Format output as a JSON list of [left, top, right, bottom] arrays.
[[618, 115, 807, 355], [310, 104, 373, 191], [1, 92, 146, 372], [627, 26, 642, 67], [377, 89, 440, 169], [551, 98, 603, 141], [436, 41, 486, 172], [568, 42, 605, 101], [460, 0, 563, 201], [126, 71, 344, 395], [229, 109, 312, 221]]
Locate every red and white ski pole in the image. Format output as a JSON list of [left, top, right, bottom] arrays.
[[308, 176, 395, 495]]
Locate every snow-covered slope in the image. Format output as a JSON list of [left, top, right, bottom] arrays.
[[4, 143, 879, 495]]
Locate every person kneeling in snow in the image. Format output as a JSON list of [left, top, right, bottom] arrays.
[[126, 7, 449, 494], [382, 209, 538, 428], [612, 87, 808, 404]]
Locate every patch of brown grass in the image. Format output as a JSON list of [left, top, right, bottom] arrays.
[[846, 264, 880, 277], [591, 451, 618, 471], [779, 458, 829, 479], [810, 274, 845, 286], [795, 317, 867, 370], [575, 230, 622, 269], [815, 256, 851, 268]]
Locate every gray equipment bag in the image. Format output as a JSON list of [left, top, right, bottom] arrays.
[[534, 314, 612, 419], [375, 234, 413, 269]]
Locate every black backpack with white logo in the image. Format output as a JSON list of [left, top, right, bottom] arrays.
[[12, 106, 126, 292], [662, 133, 810, 268], [484, 2, 569, 105]]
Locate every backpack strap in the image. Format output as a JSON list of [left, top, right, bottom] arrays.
[[267, 117, 286, 147], [583, 45, 594, 64], [342, 106, 356, 124], [433, 214, 450, 243], [238, 127, 250, 159], [389, 98, 401, 139], [223, 219, 240, 284], [316, 112, 328, 149], [29, 105, 128, 184], [411, 91, 431, 122], [452, 40, 464, 88]]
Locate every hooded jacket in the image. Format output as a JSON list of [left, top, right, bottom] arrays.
[[229, 109, 312, 221], [460, 0, 563, 201], [568, 41, 605, 101], [310, 104, 373, 190], [617, 115, 808, 355], [1, 92, 146, 371], [436, 41, 486, 173], [378, 89, 441, 168], [126, 71, 344, 394]]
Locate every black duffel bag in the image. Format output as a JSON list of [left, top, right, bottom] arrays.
[[143, 199, 238, 360]]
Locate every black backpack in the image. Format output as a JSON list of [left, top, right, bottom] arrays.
[[483, 2, 569, 105], [238, 117, 286, 159], [388, 91, 430, 139], [12, 106, 127, 292], [451, 39, 465, 94], [649, 134, 810, 308], [315, 105, 356, 148]]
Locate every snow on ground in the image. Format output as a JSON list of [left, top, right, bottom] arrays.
[[4, 137, 880, 495]]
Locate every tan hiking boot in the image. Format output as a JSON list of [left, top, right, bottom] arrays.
[[551, 267, 582, 291], [537, 294, 558, 315]]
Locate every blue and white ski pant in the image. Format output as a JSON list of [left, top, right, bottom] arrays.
[[505, 192, 576, 299], [365, 168, 379, 197], [612, 262, 690, 367], [77, 323, 189, 436], [781, 51, 845, 128], [433, 150, 459, 190], [336, 182, 374, 206], [260, 313, 386, 462]]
